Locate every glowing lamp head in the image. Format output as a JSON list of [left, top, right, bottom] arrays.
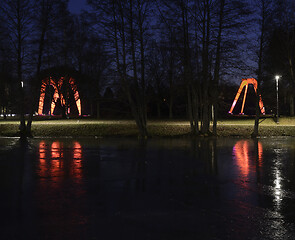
[[275, 75, 280, 81]]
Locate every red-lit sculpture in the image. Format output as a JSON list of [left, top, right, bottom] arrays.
[[38, 76, 81, 116], [229, 78, 265, 115]]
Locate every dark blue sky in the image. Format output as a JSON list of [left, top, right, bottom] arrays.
[[68, 0, 88, 14]]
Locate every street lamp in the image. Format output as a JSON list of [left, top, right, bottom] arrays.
[[275, 75, 280, 123]]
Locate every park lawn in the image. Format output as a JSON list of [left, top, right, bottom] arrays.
[[0, 117, 295, 137]]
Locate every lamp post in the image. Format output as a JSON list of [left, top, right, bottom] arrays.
[[275, 75, 280, 123]]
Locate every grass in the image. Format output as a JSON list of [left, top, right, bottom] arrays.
[[0, 117, 295, 138]]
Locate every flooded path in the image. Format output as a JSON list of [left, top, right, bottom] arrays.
[[1, 137, 295, 239]]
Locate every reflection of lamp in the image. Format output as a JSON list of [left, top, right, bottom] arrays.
[[274, 170, 281, 199], [273, 147, 282, 209]]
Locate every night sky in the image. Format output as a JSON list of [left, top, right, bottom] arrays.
[[68, 0, 88, 14]]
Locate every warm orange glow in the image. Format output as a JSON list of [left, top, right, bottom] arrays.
[[37, 140, 85, 226], [38, 141, 83, 181], [229, 78, 265, 115], [69, 77, 82, 115], [51, 141, 61, 159], [39, 141, 47, 177], [38, 79, 48, 115], [234, 140, 250, 176], [76, 99, 81, 116], [233, 140, 263, 177], [39, 141, 46, 159], [38, 76, 81, 116], [258, 142, 263, 167], [73, 141, 82, 159], [72, 142, 82, 179]]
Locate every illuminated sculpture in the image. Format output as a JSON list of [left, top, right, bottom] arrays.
[[229, 78, 265, 115], [38, 76, 81, 116]]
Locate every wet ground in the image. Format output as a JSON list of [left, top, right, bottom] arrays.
[[1, 137, 295, 239]]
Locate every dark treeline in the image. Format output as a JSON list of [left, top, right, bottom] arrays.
[[0, 0, 294, 137]]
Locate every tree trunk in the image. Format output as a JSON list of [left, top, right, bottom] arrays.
[[290, 94, 294, 116], [212, 0, 225, 136], [187, 86, 194, 132], [157, 101, 161, 118], [181, 0, 198, 135], [252, 90, 260, 138], [169, 96, 173, 119], [3, 106, 7, 119], [129, 0, 147, 138], [168, 73, 174, 119], [252, 0, 266, 138], [138, 2, 147, 133], [114, 0, 148, 138], [201, 0, 211, 135], [26, 2, 50, 136], [96, 99, 100, 119], [192, 87, 199, 133], [17, 1, 26, 138]]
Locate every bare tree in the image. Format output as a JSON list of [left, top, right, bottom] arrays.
[[0, 0, 32, 137], [252, 0, 272, 137], [275, 0, 295, 116], [212, 0, 225, 135], [88, 0, 152, 137], [26, 0, 67, 135]]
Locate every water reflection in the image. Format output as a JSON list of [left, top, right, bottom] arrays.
[[233, 139, 288, 212], [38, 140, 83, 182], [36, 140, 86, 238], [2, 137, 295, 239], [274, 168, 282, 208], [233, 140, 263, 178], [272, 148, 284, 210]]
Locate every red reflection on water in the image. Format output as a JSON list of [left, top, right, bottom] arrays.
[[51, 141, 63, 159], [37, 141, 86, 233], [39, 141, 47, 177], [51, 142, 63, 178], [233, 140, 263, 177], [72, 141, 82, 180], [234, 141, 250, 176], [38, 141, 83, 180], [73, 141, 82, 159]]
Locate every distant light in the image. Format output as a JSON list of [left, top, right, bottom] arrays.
[[275, 75, 280, 81], [21, 81, 24, 88]]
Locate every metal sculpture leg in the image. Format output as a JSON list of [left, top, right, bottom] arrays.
[[229, 80, 247, 114], [240, 84, 248, 114]]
